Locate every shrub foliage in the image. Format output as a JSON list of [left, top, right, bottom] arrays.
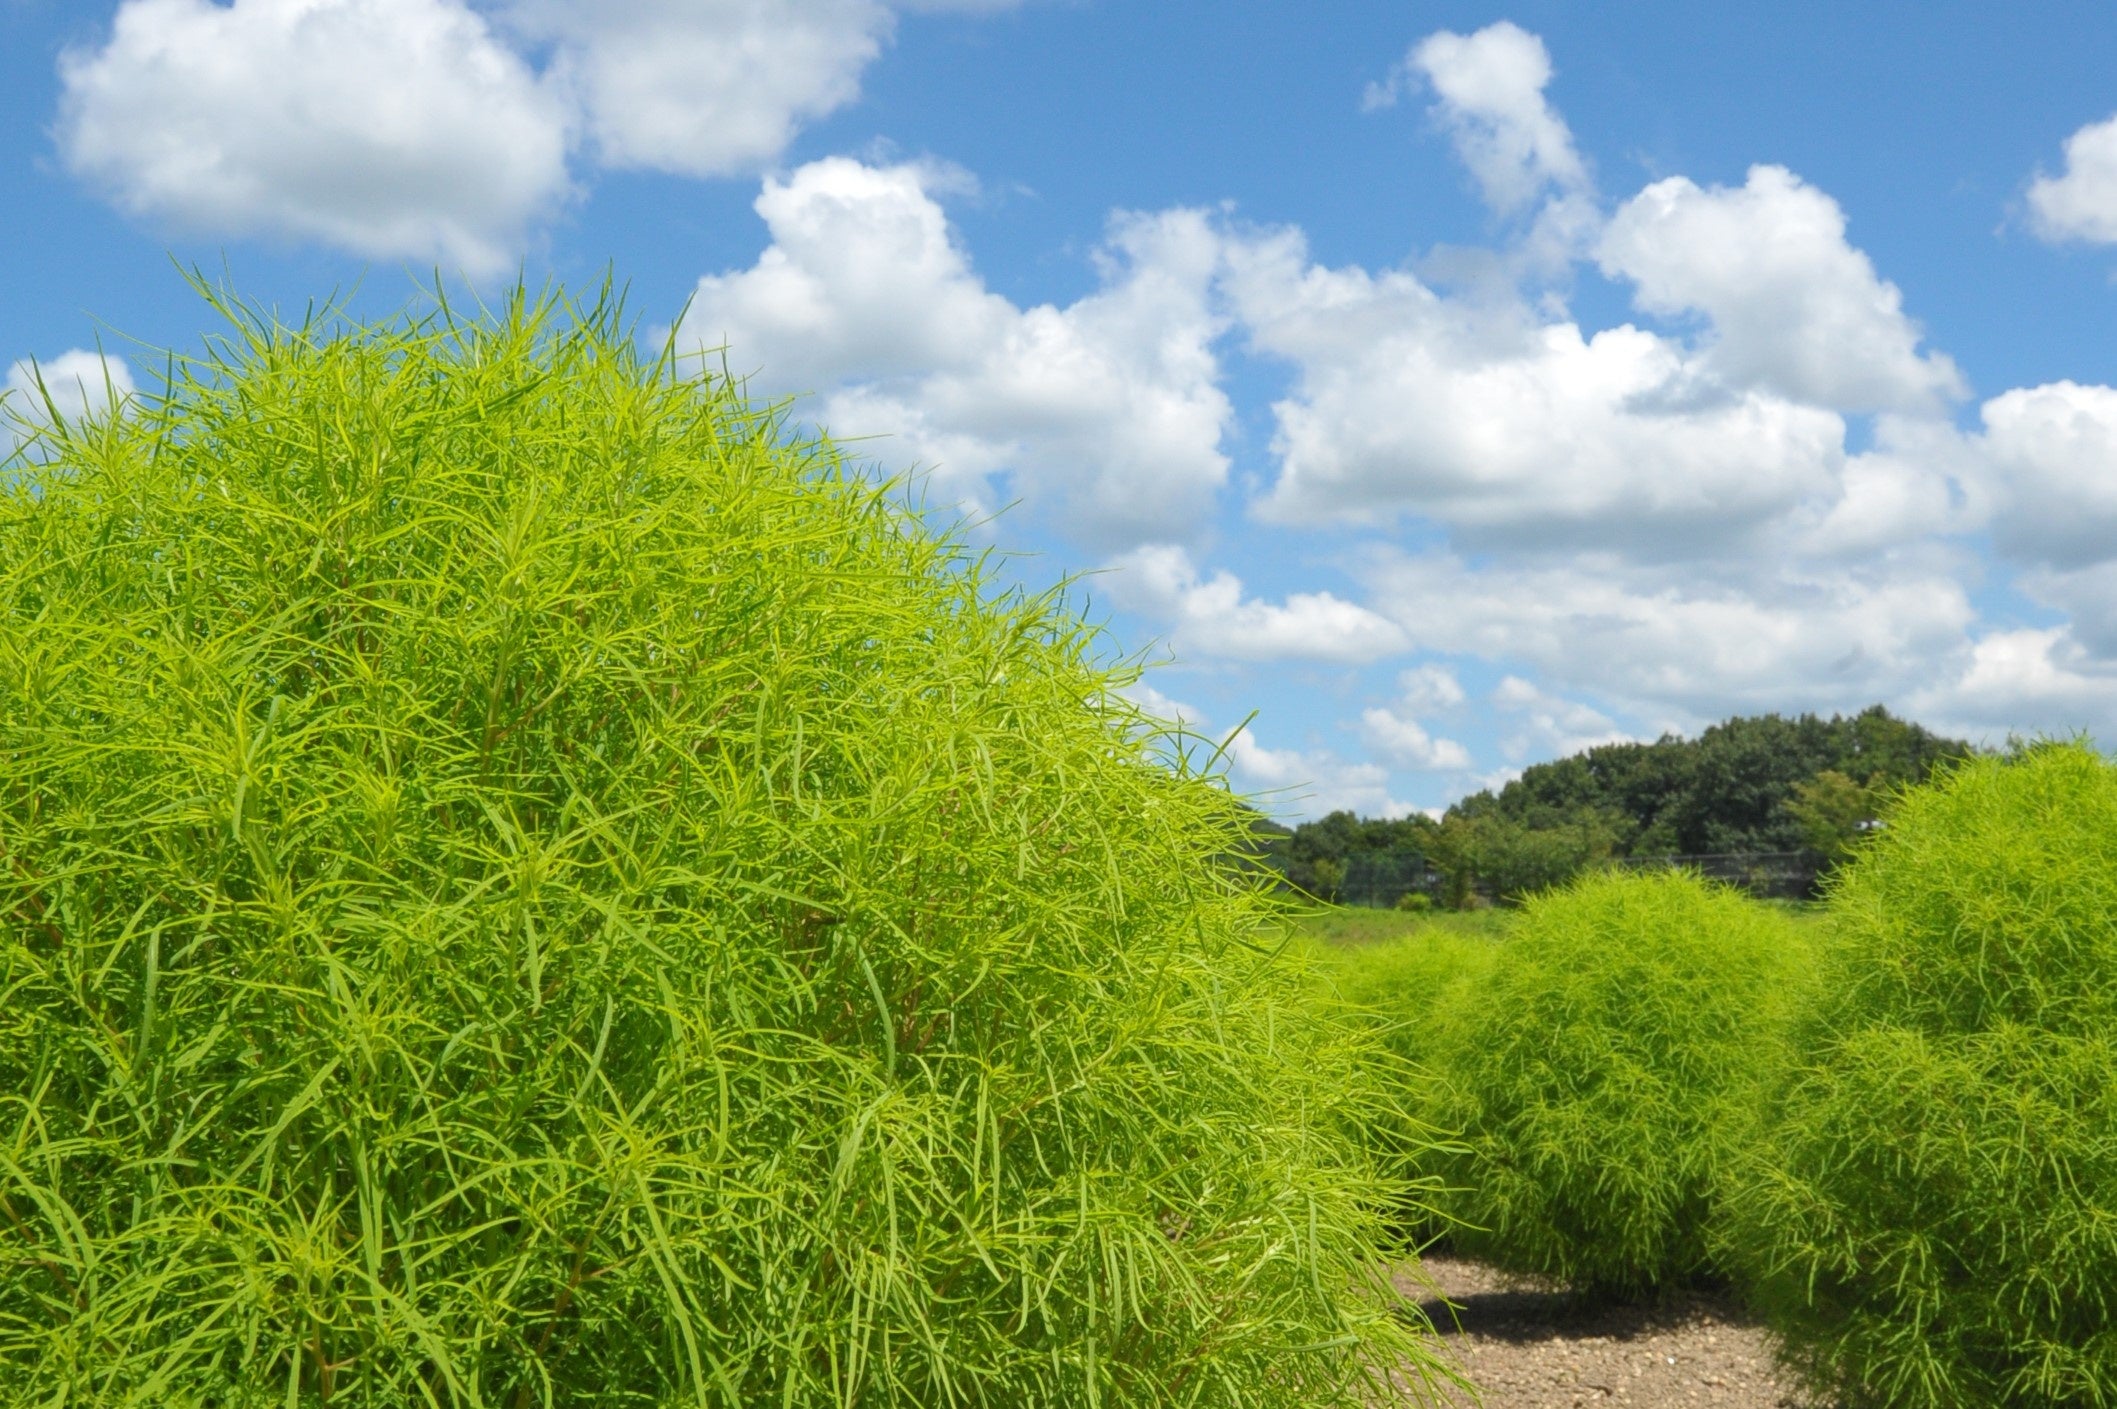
[[1310, 923, 1496, 1102], [1304, 919, 1499, 1241], [1724, 743, 2117, 1408], [0, 289, 1445, 1406], [1428, 869, 1809, 1293]]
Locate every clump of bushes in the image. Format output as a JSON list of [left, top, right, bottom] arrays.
[[1426, 869, 1812, 1294], [0, 289, 1446, 1405], [1723, 743, 2117, 1408]]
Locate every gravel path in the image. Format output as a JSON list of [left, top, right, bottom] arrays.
[[1388, 1256, 1824, 1408]]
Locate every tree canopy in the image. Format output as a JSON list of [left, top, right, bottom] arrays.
[[1258, 705, 1975, 905]]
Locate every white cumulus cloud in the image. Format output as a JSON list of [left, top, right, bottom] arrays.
[[57, 0, 573, 274], [1599, 165, 1963, 414], [1393, 662, 1467, 713], [1103, 544, 1408, 665], [1222, 729, 1415, 819], [677, 158, 1234, 547], [1111, 684, 1416, 818], [1910, 628, 2117, 742], [677, 157, 1008, 388], [2018, 563, 2117, 661], [496, 0, 889, 178], [1790, 415, 1982, 558], [1225, 222, 1847, 545], [1490, 675, 1636, 762], [1357, 664, 1472, 771], [1975, 380, 2117, 571], [1369, 21, 1587, 216], [1112, 680, 1209, 733], [1359, 706, 1472, 771], [1364, 551, 1978, 723], [55, 0, 1026, 268], [2027, 114, 2117, 245]]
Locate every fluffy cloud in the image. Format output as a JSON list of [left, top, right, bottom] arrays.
[[56, 0, 1024, 267], [1103, 544, 1408, 664], [1392, 663, 1467, 713], [1222, 730, 1414, 819], [1113, 680, 1208, 732], [1114, 681, 1415, 817], [2027, 114, 2117, 244], [1226, 223, 1848, 545], [1364, 551, 1978, 721], [1228, 157, 1981, 554], [1790, 415, 1981, 558], [1489, 675, 1635, 762], [1955, 379, 2117, 666], [1368, 21, 1586, 216], [57, 0, 572, 274], [1355, 664, 1472, 771], [1600, 166, 1963, 414], [496, 0, 887, 177], [1910, 628, 2117, 740], [1975, 380, 2117, 570], [522, 0, 1026, 176], [2019, 563, 2117, 661], [677, 158, 1234, 546], [677, 157, 1007, 388], [636, 20, 2117, 788], [1358, 707, 1471, 771]]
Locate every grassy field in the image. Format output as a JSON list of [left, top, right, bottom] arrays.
[[1292, 896, 1825, 950], [1291, 904, 1517, 949]]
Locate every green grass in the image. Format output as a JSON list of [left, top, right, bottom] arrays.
[[1722, 743, 2117, 1409], [1291, 905, 1516, 950], [0, 283, 1452, 1407], [1420, 869, 1816, 1296]]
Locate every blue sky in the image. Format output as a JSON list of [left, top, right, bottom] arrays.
[[7, 1, 2117, 818]]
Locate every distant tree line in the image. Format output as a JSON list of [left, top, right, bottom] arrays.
[[1252, 705, 1976, 906]]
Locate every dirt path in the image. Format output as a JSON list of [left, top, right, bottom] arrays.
[[1388, 1256, 1824, 1408]]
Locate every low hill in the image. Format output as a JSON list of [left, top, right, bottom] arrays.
[[1259, 705, 1975, 904]]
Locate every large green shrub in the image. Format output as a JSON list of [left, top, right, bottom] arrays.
[[1428, 868, 1811, 1294], [1311, 922, 1496, 1094], [1723, 743, 2117, 1408], [1305, 920, 1499, 1241], [0, 290, 1446, 1406]]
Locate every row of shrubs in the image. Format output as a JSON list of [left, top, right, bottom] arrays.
[[1319, 741, 2117, 1409], [7, 285, 2107, 1407]]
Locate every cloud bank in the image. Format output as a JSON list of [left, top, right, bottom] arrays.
[[54, 0, 1025, 272], [41, 10, 2117, 811]]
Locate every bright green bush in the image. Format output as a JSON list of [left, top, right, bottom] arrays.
[[1313, 924, 1497, 1083], [1306, 923, 1497, 1244], [1429, 868, 1811, 1294], [1722, 743, 2117, 1409], [0, 289, 1447, 1406]]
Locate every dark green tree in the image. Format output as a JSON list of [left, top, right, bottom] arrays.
[[1254, 809, 1439, 904], [1254, 706, 1972, 906], [1449, 706, 1970, 860]]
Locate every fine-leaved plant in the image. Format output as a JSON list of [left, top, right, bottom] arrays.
[[1722, 742, 2117, 1409], [0, 283, 1449, 1407], [1427, 869, 1811, 1294]]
